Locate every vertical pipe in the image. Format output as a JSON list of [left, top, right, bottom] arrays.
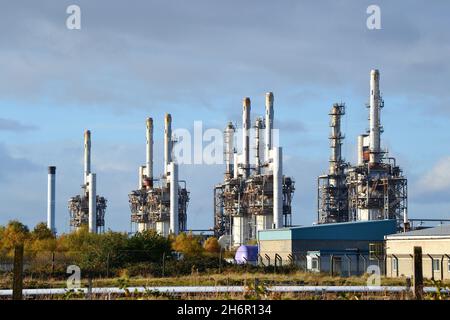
[[265, 92, 274, 162], [254, 118, 262, 175], [357, 135, 365, 166], [169, 162, 179, 235], [164, 114, 172, 175], [273, 147, 283, 228], [88, 173, 97, 234], [224, 122, 235, 179], [242, 97, 251, 179], [369, 69, 381, 164], [233, 153, 239, 179], [47, 166, 56, 234], [84, 130, 91, 185], [146, 117, 154, 181], [138, 166, 145, 189]]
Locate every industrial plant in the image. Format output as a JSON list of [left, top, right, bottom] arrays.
[[128, 114, 190, 236], [214, 93, 295, 247], [68, 130, 107, 233], [317, 69, 408, 229]]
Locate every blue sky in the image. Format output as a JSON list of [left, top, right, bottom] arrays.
[[1, 1, 450, 233]]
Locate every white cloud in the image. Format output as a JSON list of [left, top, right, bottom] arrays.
[[417, 156, 450, 192]]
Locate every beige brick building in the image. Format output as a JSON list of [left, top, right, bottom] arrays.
[[385, 225, 450, 280]]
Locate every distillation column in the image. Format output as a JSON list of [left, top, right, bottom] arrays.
[[224, 122, 235, 179], [242, 97, 251, 179], [369, 69, 381, 164], [254, 118, 262, 175]]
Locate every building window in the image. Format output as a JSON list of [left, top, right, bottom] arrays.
[[433, 259, 440, 272], [392, 258, 398, 272]]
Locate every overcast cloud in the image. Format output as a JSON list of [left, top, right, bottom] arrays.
[[1, 1, 450, 232]]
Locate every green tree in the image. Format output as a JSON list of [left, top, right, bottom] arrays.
[[204, 237, 220, 254], [31, 222, 55, 240], [172, 232, 204, 257], [124, 230, 172, 263], [1, 220, 30, 250]]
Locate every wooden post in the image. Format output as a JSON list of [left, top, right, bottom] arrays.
[[162, 252, 166, 277], [51, 252, 55, 274], [330, 255, 334, 276], [413, 246, 423, 300], [12, 244, 24, 300]]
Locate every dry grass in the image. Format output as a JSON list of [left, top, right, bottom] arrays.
[[2, 270, 448, 290]]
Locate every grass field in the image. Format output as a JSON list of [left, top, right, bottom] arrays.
[[1, 270, 449, 289]]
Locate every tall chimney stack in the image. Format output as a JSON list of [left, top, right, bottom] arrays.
[[164, 113, 172, 175], [146, 117, 154, 183], [242, 97, 251, 179], [47, 166, 56, 234], [369, 69, 381, 164], [84, 130, 91, 185], [265, 92, 274, 162]]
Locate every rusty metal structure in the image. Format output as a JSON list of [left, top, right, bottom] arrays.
[[68, 130, 107, 233], [317, 70, 408, 230], [128, 115, 189, 235], [214, 93, 295, 247], [317, 103, 349, 223]]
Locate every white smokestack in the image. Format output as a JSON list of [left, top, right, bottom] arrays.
[[242, 97, 251, 179], [369, 69, 381, 164], [47, 166, 56, 234], [84, 130, 91, 185], [88, 173, 97, 234], [146, 117, 154, 180], [273, 147, 283, 229], [265, 92, 274, 162], [169, 162, 179, 235], [164, 114, 172, 175]]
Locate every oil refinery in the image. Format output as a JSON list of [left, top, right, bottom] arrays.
[[128, 114, 190, 236], [41, 70, 411, 238], [317, 69, 408, 229], [214, 93, 295, 247], [67, 130, 107, 234]]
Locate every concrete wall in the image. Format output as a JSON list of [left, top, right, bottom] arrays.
[[258, 239, 292, 265], [386, 238, 450, 280]]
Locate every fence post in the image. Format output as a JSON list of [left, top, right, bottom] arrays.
[[330, 254, 334, 276], [51, 251, 55, 274], [413, 246, 423, 300], [162, 252, 166, 277], [219, 249, 222, 273], [106, 252, 110, 278], [13, 244, 24, 300]]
